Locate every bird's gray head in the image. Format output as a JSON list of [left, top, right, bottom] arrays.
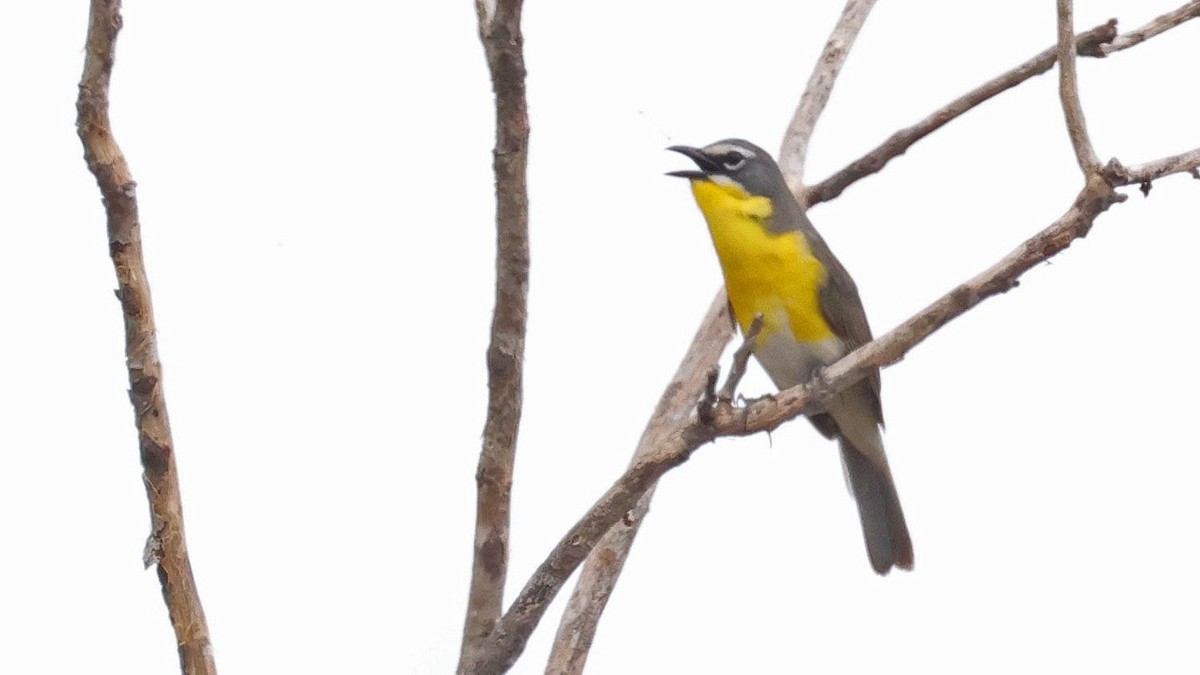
[[666, 138, 787, 198]]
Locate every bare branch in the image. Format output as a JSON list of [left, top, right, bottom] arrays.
[[544, 295, 733, 675], [778, 0, 879, 198], [712, 176, 1121, 435], [1104, 147, 1200, 187], [459, 0, 531, 668], [546, 4, 883, 668], [471, 156, 1158, 675], [806, 0, 1200, 206], [547, 5, 1196, 669], [804, 20, 1118, 206], [1057, 0, 1102, 175], [75, 1, 215, 673], [463, 421, 712, 675], [525, 4, 1200, 673], [1101, 1, 1200, 54]]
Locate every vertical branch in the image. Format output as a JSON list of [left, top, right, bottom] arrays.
[[777, 0, 879, 198], [545, 295, 732, 675], [75, 2, 215, 674], [1056, 0, 1101, 174], [460, 0, 530, 669]]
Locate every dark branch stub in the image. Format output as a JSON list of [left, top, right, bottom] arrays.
[[697, 366, 722, 425]]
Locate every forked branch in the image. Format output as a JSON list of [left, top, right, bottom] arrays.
[[544, 295, 732, 675], [476, 166, 1166, 675], [806, 2, 1200, 205], [804, 19, 1117, 205], [547, 1, 880, 671], [515, 3, 1200, 674], [459, 0, 532, 671]]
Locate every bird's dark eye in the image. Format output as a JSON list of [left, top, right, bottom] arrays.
[[721, 152, 746, 171]]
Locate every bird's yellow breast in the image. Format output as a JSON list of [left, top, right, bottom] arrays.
[[690, 179, 833, 343]]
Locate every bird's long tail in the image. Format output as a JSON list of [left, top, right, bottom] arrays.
[[840, 441, 913, 575]]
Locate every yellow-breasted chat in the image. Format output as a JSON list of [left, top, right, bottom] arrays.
[[669, 139, 912, 575]]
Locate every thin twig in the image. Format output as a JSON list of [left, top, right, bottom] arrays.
[[459, 0, 531, 670], [804, 20, 1118, 206], [806, 1, 1200, 205], [1057, 0, 1102, 175], [1101, 1, 1200, 54], [778, 0, 880, 199], [75, 1, 215, 674], [544, 295, 733, 675], [1104, 147, 1200, 188]]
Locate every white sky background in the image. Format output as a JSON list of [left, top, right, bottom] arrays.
[[3, 1, 1198, 673]]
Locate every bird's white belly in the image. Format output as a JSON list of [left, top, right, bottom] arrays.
[[754, 325, 845, 390]]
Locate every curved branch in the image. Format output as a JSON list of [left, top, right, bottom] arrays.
[[459, 0, 531, 669], [546, 5, 1199, 671], [1056, 0, 1102, 174], [522, 4, 1199, 673], [1105, 147, 1200, 188], [1101, 1, 1200, 54], [804, 20, 1118, 205], [778, 0, 880, 198], [805, 1, 1200, 205], [710, 176, 1120, 435], [76, 1, 215, 673], [471, 130, 1200, 674], [544, 295, 732, 675], [545, 4, 879, 671]]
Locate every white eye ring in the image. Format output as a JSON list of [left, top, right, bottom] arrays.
[[721, 155, 746, 171]]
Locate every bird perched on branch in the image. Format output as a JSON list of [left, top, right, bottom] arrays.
[[669, 139, 912, 574]]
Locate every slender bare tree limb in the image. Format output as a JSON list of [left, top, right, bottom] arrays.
[[806, 1, 1200, 205], [468, 171, 1133, 675], [462, 420, 713, 675], [1101, 1, 1200, 54], [804, 20, 1118, 206], [710, 176, 1124, 435], [459, 0, 530, 669], [1105, 147, 1200, 188], [75, 2, 215, 674], [1057, 0, 1102, 175], [507, 3, 1200, 672], [545, 5, 878, 670], [778, 0, 879, 199], [551, 6, 1195, 670], [479, 126, 1200, 670], [543, 295, 732, 675]]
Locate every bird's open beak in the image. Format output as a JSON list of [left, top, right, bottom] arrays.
[[666, 145, 717, 179]]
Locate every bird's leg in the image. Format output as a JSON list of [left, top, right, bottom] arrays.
[[718, 313, 763, 402], [804, 365, 834, 416]]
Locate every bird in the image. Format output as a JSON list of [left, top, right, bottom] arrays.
[[668, 138, 913, 574]]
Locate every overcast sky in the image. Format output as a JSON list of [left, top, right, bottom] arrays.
[[4, 1, 1198, 673]]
